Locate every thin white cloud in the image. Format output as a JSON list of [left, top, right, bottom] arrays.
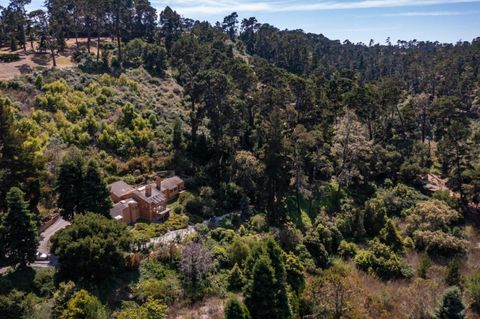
[[154, 0, 480, 15], [384, 10, 477, 16]]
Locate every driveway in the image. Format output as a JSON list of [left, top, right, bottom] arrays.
[[38, 217, 70, 254], [0, 217, 69, 274]]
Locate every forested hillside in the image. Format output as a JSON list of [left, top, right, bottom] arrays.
[[1, 1, 480, 318]]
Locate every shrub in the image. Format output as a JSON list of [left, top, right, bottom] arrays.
[[405, 199, 466, 256], [0, 53, 20, 62], [354, 240, 411, 280], [338, 240, 358, 259], [466, 270, 480, 312]]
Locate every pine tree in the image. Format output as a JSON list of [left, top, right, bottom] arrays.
[[245, 257, 278, 319], [81, 160, 112, 218], [0, 187, 38, 267], [228, 263, 245, 292], [266, 239, 293, 319], [56, 150, 85, 220], [225, 298, 251, 319], [379, 219, 404, 252], [446, 259, 462, 287], [434, 286, 465, 319]]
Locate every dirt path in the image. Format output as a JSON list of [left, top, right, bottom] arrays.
[[0, 38, 112, 80]]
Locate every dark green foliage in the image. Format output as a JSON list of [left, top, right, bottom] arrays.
[[417, 252, 431, 279], [445, 259, 462, 287], [0, 53, 20, 62], [0, 289, 25, 319], [433, 286, 465, 319], [227, 263, 245, 292], [225, 298, 251, 319], [80, 160, 112, 218], [244, 257, 278, 319], [378, 219, 404, 252], [466, 270, 480, 312], [285, 253, 305, 293], [51, 213, 131, 281], [0, 187, 38, 267], [56, 150, 86, 220], [303, 231, 329, 268], [355, 239, 411, 280]]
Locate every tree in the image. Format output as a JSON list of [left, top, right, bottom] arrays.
[[227, 263, 245, 292], [116, 299, 167, 319], [159, 6, 181, 53], [222, 12, 238, 41], [445, 259, 462, 287], [56, 149, 85, 220], [60, 289, 107, 319], [332, 109, 372, 190], [245, 257, 278, 319], [466, 270, 480, 312], [379, 219, 404, 252], [302, 264, 361, 319], [0, 187, 38, 268], [224, 298, 251, 319], [433, 286, 465, 319], [51, 213, 131, 281], [0, 97, 41, 210], [80, 160, 112, 218], [179, 242, 213, 296], [52, 281, 76, 319], [265, 239, 293, 318]]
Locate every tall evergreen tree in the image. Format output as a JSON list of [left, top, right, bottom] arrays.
[[225, 298, 251, 319], [434, 286, 465, 319], [245, 256, 277, 319], [56, 149, 85, 220], [80, 160, 112, 218], [0, 187, 38, 268]]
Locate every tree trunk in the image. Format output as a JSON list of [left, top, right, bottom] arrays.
[[86, 16, 91, 53], [96, 13, 100, 62], [50, 47, 56, 68]]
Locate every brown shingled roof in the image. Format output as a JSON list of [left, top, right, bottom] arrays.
[[109, 181, 134, 197], [161, 176, 183, 190]]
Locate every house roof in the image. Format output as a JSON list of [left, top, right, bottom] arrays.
[[161, 176, 184, 190], [133, 184, 166, 205], [110, 199, 137, 219], [109, 181, 134, 198]]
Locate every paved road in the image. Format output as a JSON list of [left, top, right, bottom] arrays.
[[0, 217, 69, 274], [150, 225, 196, 246], [38, 217, 70, 254]]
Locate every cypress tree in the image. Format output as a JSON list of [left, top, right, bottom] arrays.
[[81, 160, 112, 218], [224, 298, 251, 319], [379, 219, 404, 252], [0, 187, 38, 267], [227, 263, 245, 292], [266, 239, 293, 319], [434, 286, 465, 319], [446, 259, 462, 287], [56, 150, 85, 220], [245, 257, 277, 319]]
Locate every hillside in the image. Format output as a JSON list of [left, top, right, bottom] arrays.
[[0, 2, 480, 319]]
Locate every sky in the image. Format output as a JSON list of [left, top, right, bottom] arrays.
[[12, 0, 480, 44]]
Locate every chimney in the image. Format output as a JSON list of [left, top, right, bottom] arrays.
[[156, 176, 162, 190], [145, 185, 152, 197]]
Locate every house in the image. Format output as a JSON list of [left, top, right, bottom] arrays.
[[109, 175, 185, 224]]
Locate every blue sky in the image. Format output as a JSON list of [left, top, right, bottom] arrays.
[[14, 0, 480, 43]]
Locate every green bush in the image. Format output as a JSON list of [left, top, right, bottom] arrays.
[[0, 53, 20, 62], [354, 239, 411, 280], [338, 240, 358, 259], [466, 270, 480, 312]]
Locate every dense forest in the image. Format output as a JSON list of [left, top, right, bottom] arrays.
[[0, 0, 480, 318]]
